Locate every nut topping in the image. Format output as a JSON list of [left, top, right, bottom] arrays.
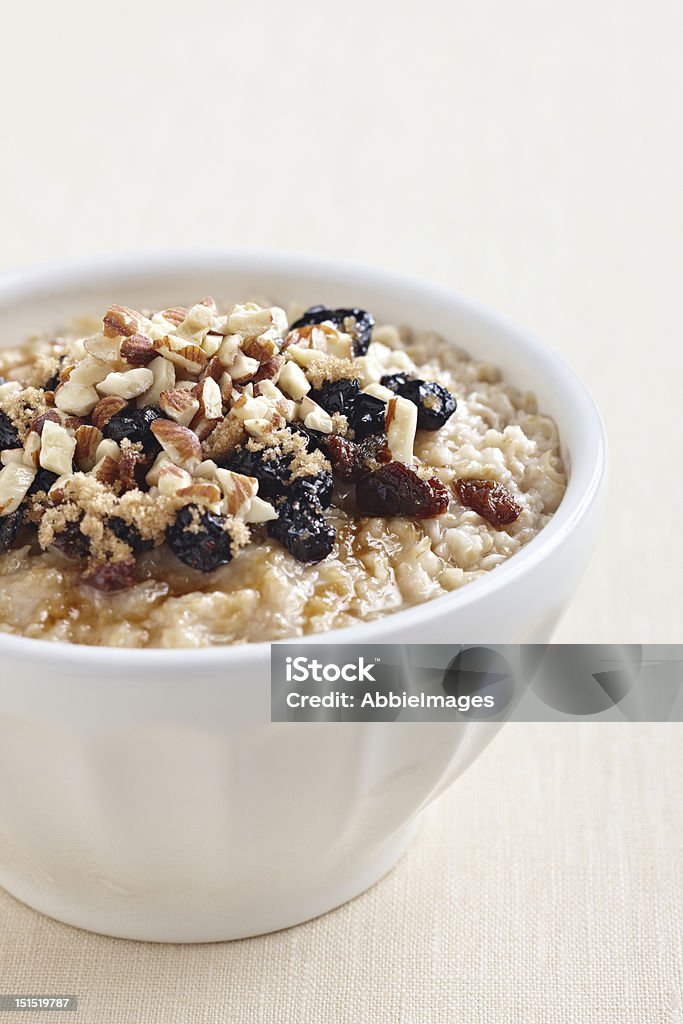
[[150, 419, 202, 471], [91, 395, 127, 429], [120, 334, 155, 366]]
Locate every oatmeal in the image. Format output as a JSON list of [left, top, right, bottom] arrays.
[[0, 298, 566, 647]]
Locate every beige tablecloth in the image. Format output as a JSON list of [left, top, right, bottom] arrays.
[[1, 723, 681, 1023], [1, 0, 682, 1019]]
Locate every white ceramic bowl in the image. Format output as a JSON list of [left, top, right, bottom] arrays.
[[0, 252, 606, 941]]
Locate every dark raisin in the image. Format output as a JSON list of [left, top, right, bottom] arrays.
[[380, 372, 411, 394], [103, 406, 165, 452], [167, 505, 235, 572], [289, 470, 334, 508], [28, 468, 58, 496], [289, 422, 330, 454], [42, 371, 61, 392], [0, 508, 25, 552], [308, 378, 361, 419], [454, 478, 521, 527], [221, 447, 292, 499], [356, 462, 449, 518], [348, 393, 386, 440], [0, 411, 20, 450], [327, 433, 391, 482], [81, 560, 137, 592], [308, 379, 385, 440], [289, 307, 374, 355], [397, 379, 457, 430], [52, 520, 91, 560], [267, 498, 335, 563], [326, 435, 358, 480], [353, 433, 392, 478], [109, 516, 154, 553]]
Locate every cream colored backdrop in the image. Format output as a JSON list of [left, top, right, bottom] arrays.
[[0, 1, 681, 1021]]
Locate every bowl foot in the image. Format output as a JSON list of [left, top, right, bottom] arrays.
[[0, 819, 419, 943]]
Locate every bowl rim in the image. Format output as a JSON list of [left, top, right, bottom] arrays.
[[0, 248, 607, 666]]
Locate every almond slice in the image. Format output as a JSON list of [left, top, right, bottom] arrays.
[[195, 459, 218, 480], [278, 360, 311, 401], [22, 432, 42, 468], [363, 382, 394, 402], [83, 334, 123, 366], [91, 395, 127, 429], [95, 438, 121, 463], [153, 336, 207, 375], [150, 419, 202, 471], [227, 304, 287, 338], [243, 334, 278, 364], [68, 355, 112, 386], [300, 396, 334, 434], [54, 381, 100, 417], [74, 424, 104, 472], [120, 333, 155, 366], [145, 451, 171, 487], [229, 351, 260, 384], [217, 335, 242, 367], [39, 420, 77, 476], [0, 449, 24, 467], [158, 462, 193, 497], [176, 481, 223, 509], [0, 463, 37, 515], [96, 368, 154, 400], [230, 394, 271, 422], [93, 454, 120, 486], [139, 355, 176, 408], [189, 414, 219, 443], [159, 387, 200, 427], [175, 303, 215, 344], [215, 468, 258, 518], [385, 395, 417, 465], [245, 495, 278, 523], [196, 377, 222, 420], [103, 304, 149, 339]]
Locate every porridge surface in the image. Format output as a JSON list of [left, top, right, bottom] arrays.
[[0, 305, 566, 647]]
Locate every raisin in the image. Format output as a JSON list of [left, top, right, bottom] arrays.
[[454, 478, 521, 527], [327, 433, 391, 482], [308, 378, 361, 419], [326, 435, 358, 480], [397, 379, 457, 430], [221, 447, 292, 499], [222, 444, 332, 506], [289, 306, 374, 355], [348, 393, 386, 440], [0, 508, 25, 552], [380, 372, 411, 394], [81, 560, 137, 592], [28, 468, 58, 496], [289, 422, 330, 454], [0, 411, 20, 450], [354, 433, 392, 478], [308, 379, 386, 440], [356, 462, 449, 518], [289, 470, 334, 508], [109, 516, 154, 553], [52, 520, 91, 560], [103, 406, 165, 452], [167, 505, 235, 572], [267, 498, 335, 563]]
